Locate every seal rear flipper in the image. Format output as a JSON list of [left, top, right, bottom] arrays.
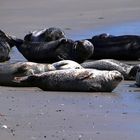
[[53, 61, 68, 69], [13, 75, 39, 86]]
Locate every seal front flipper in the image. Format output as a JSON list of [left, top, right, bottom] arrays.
[[76, 71, 93, 80]]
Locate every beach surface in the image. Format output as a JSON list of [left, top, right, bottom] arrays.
[[0, 0, 140, 140]]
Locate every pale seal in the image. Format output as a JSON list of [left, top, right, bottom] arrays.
[[52, 60, 83, 69], [24, 27, 66, 42], [0, 60, 83, 86], [81, 59, 139, 80], [88, 33, 140, 60], [14, 69, 123, 92]]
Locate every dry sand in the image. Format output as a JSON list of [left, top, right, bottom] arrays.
[[0, 0, 140, 140]]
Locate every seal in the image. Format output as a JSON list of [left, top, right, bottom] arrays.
[[88, 33, 140, 60], [81, 59, 139, 80], [0, 29, 15, 48], [135, 68, 140, 87], [24, 27, 66, 42], [0, 30, 14, 62], [0, 60, 83, 86], [14, 69, 123, 92], [0, 41, 10, 62], [52, 60, 83, 69], [11, 37, 94, 63]]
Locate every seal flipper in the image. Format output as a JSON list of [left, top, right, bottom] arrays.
[[77, 71, 93, 80], [13, 75, 39, 86]]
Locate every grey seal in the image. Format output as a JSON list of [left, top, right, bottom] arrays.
[[11, 37, 94, 63], [14, 69, 123, 92], [135, 67, 140, 87], [81, 59, 139, 80], [0, 30, 14, 62], [0, 41, 10, 62], [87, 33, 140, 60], [24, 27, 66, 42], [0, 60, 83, 86]]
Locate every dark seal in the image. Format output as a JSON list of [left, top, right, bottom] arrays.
[[11, 37, 94, 63], [88, 33, 140, 60], [0, 30, 14, 62]]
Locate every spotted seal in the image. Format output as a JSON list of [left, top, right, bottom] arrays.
[[11, 37, 94, 63], [0, 60, 83, 86], [14, 69, 123, 92], [81, 59, 140, 80], [88, 33, 140, 60], [24, 27, 66, 42]]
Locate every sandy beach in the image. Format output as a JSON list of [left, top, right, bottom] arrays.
[[0, 0, 140, 140]]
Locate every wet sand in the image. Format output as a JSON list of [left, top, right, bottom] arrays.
[[0, 0, 140, 140]]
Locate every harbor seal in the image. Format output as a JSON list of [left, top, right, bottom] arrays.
[[24, 27, 66, 42], [135, 68, 140, 87], [14, 69, 123, 92], [0, 41, 10, 62], [11, 37, 94, 63], [88, 33, 140, 60], [0, 30, 14, 62], [0, 60, 83, 86], [81, 59, 139, 80], [52, 60, 83, 69]]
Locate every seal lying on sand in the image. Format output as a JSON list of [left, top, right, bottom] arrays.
[[88, 33, 140, 60], [0, 41, 10, 62], [135, 66, 140, 87], [0, 30, 15, 62], [0, 60, 83, 86], [24, 27, 66, 42], [11, 37, 94, 63], [81, 59, 139, 80], [14, 69, 123, 92], [52, 60, 83, 69]]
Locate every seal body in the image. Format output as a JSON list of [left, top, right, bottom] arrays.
[[0, 62, 55, 86], [14, 69, 123, 92], [81, 59, 134, 80], [0, 60, 83, 86], [88, 34, 140, 60], [0, 41, 10, 62], [24, 27, 66, 42], [135, 68, 140, 87], [0, 30, 15, 62], [13, 38, 94, 63], [52, 60, 83, 69]]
